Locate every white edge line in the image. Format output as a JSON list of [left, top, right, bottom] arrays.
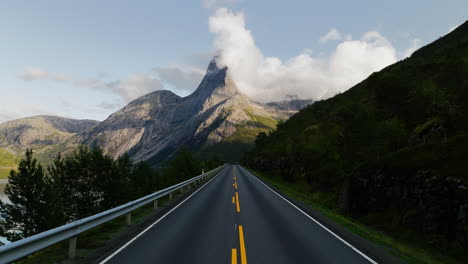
[[238, 166, 378, 264], [99, 167, 226, 264]]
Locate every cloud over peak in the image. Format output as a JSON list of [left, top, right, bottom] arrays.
[[209, 8, 419, 102], [18, 68, 163, 104]]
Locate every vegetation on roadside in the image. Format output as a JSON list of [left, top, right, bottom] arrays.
[[243, 21, 468, 263], [0, 146, 222, 243], [249, 169, 464, 264]]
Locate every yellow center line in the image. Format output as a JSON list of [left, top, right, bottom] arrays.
[[232, 196, 235, 203], [235, 192, 240, 212], [234, 181, 238, 190], [238, 225, 247, 264], [231, 248, 237, 264]]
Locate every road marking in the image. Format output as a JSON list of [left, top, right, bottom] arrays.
[[240, 167, 378, 264], [235, 192, 240, 212], [234, 181, 238, 190], [232, 196, 235, 203], [238, 225, 248, 264], [98, 168, 226, 264], [231, 248, 238, 264]]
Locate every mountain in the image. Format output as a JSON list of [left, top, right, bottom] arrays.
[[76, 58, 308, 164], [0, 115, 99, 162], [244, 21, 468, 260], [266, 99, 313, 113]]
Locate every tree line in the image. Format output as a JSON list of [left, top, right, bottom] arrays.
[[0, 146, 222, 242]]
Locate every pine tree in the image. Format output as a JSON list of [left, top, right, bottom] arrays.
[[165, 148, 200, 184], [60, 146, 103, 220], [0, 150, 58, 241], [130, 161, 157, 199], [48, 153, 71, 224], [97, 153, 132, 209]]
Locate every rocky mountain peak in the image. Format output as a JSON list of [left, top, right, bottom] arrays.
[[206, 56, 227, 75], [187, 57, 241, 114], [191, 57, 238, 97]]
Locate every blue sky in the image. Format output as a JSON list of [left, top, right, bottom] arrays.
[[0, 0, 466, 122]]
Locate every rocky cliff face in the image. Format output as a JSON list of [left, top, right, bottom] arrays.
[[77, 58, 304, 164]]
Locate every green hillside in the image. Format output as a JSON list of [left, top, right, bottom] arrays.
[[0, 148, 18, 167], [244, 21, 468, 262], [198, 111, 278, 162]]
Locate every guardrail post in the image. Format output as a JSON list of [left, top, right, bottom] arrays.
[[169, 192, 173, 201], [69, 236, 77, 259], [154, 199, 158, 209], [125, 212, 132, 225]]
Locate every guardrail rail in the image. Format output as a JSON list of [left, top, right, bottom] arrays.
[[0, 164, 226, 263]]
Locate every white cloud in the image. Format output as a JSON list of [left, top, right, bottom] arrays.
[[18, 69, 163, 103], [203, 0, 238, 8], [97, 100, 120, 110], [105, 74, 163, 102], [209, 8, 418, 102], [401, 38, 422, 58], [154, 66, 204, 93], [19, 67, 71, 82], [319, 28, 342, 43]]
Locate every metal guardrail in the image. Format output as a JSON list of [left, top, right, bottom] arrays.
[[0, 164, 226, 263]]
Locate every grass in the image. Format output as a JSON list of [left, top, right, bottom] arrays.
[[0, 168, 14, 179], [0, 148, 18, 167], [247, 168, 464, 264], [15, 172, 216, 264], [245, 109, 278, 129]]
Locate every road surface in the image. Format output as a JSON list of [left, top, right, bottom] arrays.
[[99, 165, 376, 264]]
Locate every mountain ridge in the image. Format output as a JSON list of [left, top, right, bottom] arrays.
[[0, 115, 99, 162], [75, 58, 311, 164]]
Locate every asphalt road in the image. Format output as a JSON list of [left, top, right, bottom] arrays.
[[99, 165, 376, 264]]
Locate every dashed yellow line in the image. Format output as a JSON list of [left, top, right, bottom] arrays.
[[232, 196, 235, 204], [231, 248, 237, 264], [235, 192, 240, 212], [238, 225, 247, 264]]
